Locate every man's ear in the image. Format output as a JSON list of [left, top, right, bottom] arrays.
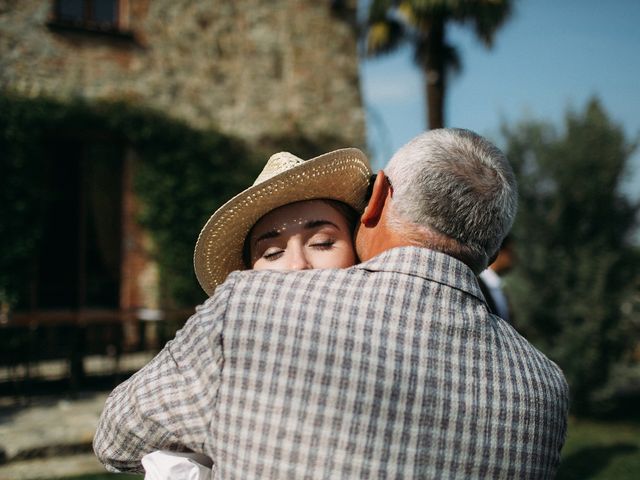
[[361, 170, 390, 228]]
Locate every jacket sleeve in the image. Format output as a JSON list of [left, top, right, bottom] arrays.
[[93, 279, 233, 473]]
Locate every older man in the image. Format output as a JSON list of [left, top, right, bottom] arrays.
[[94, 129, 568, 479]]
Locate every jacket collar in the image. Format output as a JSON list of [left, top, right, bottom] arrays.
[[355, 246, 485, 302]]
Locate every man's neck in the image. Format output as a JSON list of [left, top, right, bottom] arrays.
[[355, 207, 424, 262]]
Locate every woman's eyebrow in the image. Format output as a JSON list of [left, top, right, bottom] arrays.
[[254, 219, 340, 246], [304, 220, 340, 230], [254, 229, 280, 245]]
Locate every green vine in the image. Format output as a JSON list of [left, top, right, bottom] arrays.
[[0, 92, 260, 307]]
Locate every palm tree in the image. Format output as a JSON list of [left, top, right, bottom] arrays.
[[365, 0, 513, 129]]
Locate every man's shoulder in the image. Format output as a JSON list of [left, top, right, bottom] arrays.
[[225, 265, 359, 285], [220, 266, 366, 300], [498, 320, 569, 393], [218, 248, 408, 290], [217, 247, 457, 289], [206, 246, 482, 305]]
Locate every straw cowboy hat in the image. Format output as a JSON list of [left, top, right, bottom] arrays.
[[194, 148, 372, 295]]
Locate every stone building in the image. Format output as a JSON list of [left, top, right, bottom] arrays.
[[2, 0, 364, 143], [0, 0, 365, 351]]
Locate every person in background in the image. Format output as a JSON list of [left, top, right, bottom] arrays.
[[478, 234, 516, 323]]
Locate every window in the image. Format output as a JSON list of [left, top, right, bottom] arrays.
[[52, 0, 122, 33], [21, 138, 124, 311]]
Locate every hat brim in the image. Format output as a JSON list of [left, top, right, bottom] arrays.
[[194, 148, 371, 295]]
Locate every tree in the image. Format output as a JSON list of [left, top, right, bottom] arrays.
[[364, 0, 512, 129], [502, 98, 640, 414]]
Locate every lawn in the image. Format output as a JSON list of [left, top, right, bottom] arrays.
[[556, 417, 640, 480], [48, 475, 141, 480], [49, 418, 640, 480]]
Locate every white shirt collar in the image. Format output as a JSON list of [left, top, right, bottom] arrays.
[[479, 267, 501, 288]]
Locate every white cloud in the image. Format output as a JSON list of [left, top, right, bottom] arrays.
[[361, 59, 422, 105]]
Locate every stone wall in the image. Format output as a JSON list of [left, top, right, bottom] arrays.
[[1, 0, 365, 314], [0, 0, 365, 148]]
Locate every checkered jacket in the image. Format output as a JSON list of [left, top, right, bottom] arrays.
[[94, 246, 569, 479]]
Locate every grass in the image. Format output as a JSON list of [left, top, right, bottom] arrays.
[[47, 418, 640, 480], [46, 475, 142, 480], [556, 416, 640, 480]]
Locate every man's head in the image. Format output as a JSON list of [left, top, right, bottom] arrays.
[[355, 128, 518, 273]]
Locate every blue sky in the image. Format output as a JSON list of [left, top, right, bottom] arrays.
[[359, 0, 640, 199]]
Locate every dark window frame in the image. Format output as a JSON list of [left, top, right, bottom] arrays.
[[48, 0, 134, 39]]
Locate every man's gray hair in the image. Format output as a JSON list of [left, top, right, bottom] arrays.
[[384, 128, 518, 273]]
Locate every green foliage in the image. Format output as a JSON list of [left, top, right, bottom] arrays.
[[104, 104, 260, 306], [0, 95, 52, 306], [502, 98, 640, 414], [364, 0, 514, 50], [0, 93, 259, 308]]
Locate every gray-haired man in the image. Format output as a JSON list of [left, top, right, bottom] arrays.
[[94, 129, 568, 479]]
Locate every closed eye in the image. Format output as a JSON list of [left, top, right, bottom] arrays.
[[262, 248, 284, 260], [310, 239, 335, 249]]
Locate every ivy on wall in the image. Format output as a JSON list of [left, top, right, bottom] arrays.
[[0, 93, 260, 308]]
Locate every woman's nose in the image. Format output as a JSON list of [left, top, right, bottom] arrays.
[[288, 247, 311, 271]]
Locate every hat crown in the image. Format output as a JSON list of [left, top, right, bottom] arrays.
[[253, 152, 304, 185]]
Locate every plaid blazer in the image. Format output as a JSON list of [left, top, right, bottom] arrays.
[[94, 247, 568, 479]]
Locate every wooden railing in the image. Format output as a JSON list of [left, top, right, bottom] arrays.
[[0, 308, 194, 393]]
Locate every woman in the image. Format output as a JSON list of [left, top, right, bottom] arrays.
[[143, 147, 372, 479], [193, 147, 372, 295]]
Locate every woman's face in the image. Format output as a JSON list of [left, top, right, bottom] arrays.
[[248, 200, 356, 271]]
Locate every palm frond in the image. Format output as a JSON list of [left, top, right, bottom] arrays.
[[449, 0, 514, 47], [366, 19, 406, 56], [367, 0, 396, 25], [443, 43, 462, 75]]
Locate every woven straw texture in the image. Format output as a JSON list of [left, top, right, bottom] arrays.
[[194, 148, 371, 295]]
